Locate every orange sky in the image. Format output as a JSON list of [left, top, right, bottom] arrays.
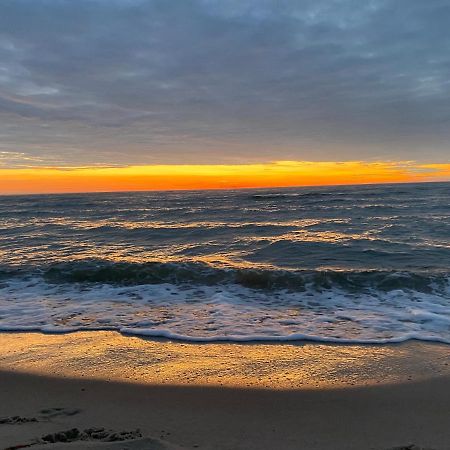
[[1, 161, 450, 195]]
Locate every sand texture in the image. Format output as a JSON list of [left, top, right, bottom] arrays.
[[0, 332, 449, 450]]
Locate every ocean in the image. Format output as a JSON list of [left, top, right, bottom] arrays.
[[0, 182, 449, 344]]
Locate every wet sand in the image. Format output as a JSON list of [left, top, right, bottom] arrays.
[[0, 332, 449, 449]]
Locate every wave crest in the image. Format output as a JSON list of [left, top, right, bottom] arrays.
[[34, 260, 450, 294]]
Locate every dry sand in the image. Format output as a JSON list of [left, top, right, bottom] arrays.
[[0, 331, 449, 450]]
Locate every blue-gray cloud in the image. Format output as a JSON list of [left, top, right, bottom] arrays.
[[0, 0, 449, 166]]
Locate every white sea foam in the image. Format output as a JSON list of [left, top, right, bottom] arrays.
[[0, 276, 449, 344]]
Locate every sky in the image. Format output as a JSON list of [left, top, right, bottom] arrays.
[[0, 0, 449, 193]]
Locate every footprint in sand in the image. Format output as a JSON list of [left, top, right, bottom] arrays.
[[0, 416, 38, 425], [0, 407, 81, 426], [3, 427, 172, 450], [38, 407, 81, 420], [39, 427, 143, 443]]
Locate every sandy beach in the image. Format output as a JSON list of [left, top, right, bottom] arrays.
[[0, 332, 449, 450]]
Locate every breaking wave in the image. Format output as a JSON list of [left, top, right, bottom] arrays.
[[36, 260, 450, 294], [0, 260, 449, 344]]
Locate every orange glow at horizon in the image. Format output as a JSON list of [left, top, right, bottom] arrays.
[[1, 161, 450, 194]]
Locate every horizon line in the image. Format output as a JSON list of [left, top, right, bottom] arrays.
[[2, 179, 450, 198]]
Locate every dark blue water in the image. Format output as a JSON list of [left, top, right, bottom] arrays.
[[0, 182, 449, 343]]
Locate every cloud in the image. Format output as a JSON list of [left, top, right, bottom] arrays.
[[0, 0, 449, 166]]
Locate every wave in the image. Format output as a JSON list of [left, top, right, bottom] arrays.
[[2, 260, 447, 294], [248, 191, 339, 201], [1, 325, 449, 345], [1, 260, 449, 345]]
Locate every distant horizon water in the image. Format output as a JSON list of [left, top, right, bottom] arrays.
[[0, 182, 449, 344], [2, 179, 450, 197]]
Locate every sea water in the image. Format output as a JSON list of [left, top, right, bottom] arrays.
[[0, 182, 449, 343]]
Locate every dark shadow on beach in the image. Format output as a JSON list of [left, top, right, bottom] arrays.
[[1, 369, 449, 450]]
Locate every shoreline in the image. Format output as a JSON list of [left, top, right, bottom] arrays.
[[1, 332, 449, 449], [2, 327, 450, 345]]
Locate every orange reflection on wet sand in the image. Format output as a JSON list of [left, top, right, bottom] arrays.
[[1, 331, 449, 389]]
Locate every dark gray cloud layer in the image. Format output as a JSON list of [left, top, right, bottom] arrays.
[[0, 0, 449, 166]]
